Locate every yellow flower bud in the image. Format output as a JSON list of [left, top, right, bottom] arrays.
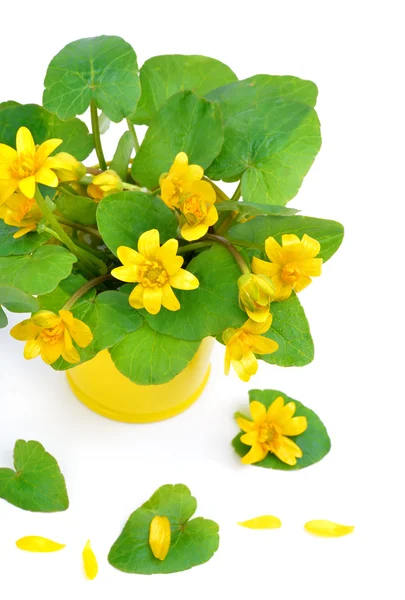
[[238, 272, 274, 322], [49, 152, 87, 182], [149, 515, 171, 561], [88, 170, 123, 201]]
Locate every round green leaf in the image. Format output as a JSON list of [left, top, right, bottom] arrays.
[[217, 200, 298, 218], [110, 131, 134, 180], [0, 103, 94, 160], [232, 389, 331, 470], [145, 245, 246, 340], [56, 193, 97, 226], [43, 35, 141, 122], [0, 285, 39, 313], [0, 306, 7, 328], [131, 91, 224, 189], [0, 221, 50, 257], [108, 484, 219, 574], [96, 191, 178, 256], [38, 273, 96, 314], [132, 54, 237, 125], [109, 322, 200, 385], [0, 440, 69, 512], [0, 246, 76, 295]]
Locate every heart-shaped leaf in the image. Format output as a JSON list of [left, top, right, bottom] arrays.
[[56, 194, 97, 226], [110, 131, 134, 180], [0, 221, 50, 257], [0, 285, 39, 313], [232, 389, 331, 470], [0, 440, 69, 512], [108, 484, 219, 574], [43, 35, 140, 122]]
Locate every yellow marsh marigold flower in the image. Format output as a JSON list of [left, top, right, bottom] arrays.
[[111, 229, 199, 315], [49, 152, 86, 183], [0, 192, 42, 238], [87, 169, 123, 202], [237, 272, 274, 323], [0, 126, 75, 203], [159, 151, 204, 209], [237, 396, 308, 465], [10, 309, 93, 365], [252, 234, 322, 301], [223, 315, 278, 382]]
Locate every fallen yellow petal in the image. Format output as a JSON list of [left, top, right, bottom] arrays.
[[237, 515, 282, 529], [149, 515, 171, 560], [16, 536, 66, 552], [304, 520, 355, 537], [83, 540, 98, 580]]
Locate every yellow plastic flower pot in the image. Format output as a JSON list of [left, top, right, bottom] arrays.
[[66, 338, 214, 423]]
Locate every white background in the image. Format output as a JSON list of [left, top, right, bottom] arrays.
[[1, 1, 404, 598]]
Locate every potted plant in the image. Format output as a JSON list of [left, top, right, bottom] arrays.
[[0, 35, 344, 422]]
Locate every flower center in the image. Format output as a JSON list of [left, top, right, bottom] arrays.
[[14, 198, 36, 223], [181, 194, 207, 224], [39, 322, 65, 345], [10, 153, 36, 179], [258, 422, 282, 451], [281, 264, 301, 283], [139, 260, 169, 288]]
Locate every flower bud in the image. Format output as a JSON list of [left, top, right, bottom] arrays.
[[238, 272, 274, 323], [88, 170, 123, 201], [149, 515, 171, 561], [51, 152, 86, 182]]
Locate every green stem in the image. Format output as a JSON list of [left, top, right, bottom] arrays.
[[41, 226, 63, 242], [203, 177, 230, 202], [231, 182, 242, 201], [91, 101, 107, 171], [63, 275, 112, 311], [126, 119, 140, 152], [204, 233, 250, 274], [55, 216, 102, 239], [177, 241, 214, 255]]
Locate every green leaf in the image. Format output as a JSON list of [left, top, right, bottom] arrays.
[[145, 245, 245, 340], [217, 200, 298, 218], [0, 246, 76, 295], [228, 215, 344, 262], [132, 54, 237, 125], [232, 389, 331, 470], [0, 101, 20, 111], [0, 440, 69, 512], [0, 306, 7, 328], [206, 77, 321, 205], [56, 193, 97, 226], [108, 483, 219, 574], [131, 91, 224, 189], [0, 221, 50, 257], [96, 191, 178, 256], [0, 285, 39, 313], [261, 294, 314, 367], [38, 273, 96, 314], [43, 35, 141, 122], [110, 322, 200, 385], [0, 103, 94, 160], [110, 131, 134, 180]]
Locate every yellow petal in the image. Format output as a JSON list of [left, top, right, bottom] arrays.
[[143, 286, 163, 315], [16, 536, 66, 552], [18, 176, 36, 199], [111, 265, 140, 283], [83, 540, 98, 580], [237, 515, 282, 529], [129, 284, 144, 309], [69, 318, 93, 348], [0, 179, 19, 204], [40, 340, 63, 365], [300, 258, 322, 277], [35, 167, 59, 188], [13, 226, 35, 238], [249, 334, 279, 355], [117, 245, 144, 266], [61, 344, 80, 364], [35, 138, 63, 166], [156, 239, 184, 275], [149, 516, 171, 561], [161, 284, 180, 311], [280, 234, 301, 255], [276, 401, 297, 425], [173, 151, 188, 167], [273, 436, 303, 466], [293, 274, 313, 293], [181, 221, 209, 241], [10, 319, 41, 341], [266, 396, 285, 420], [231, 358, 252, 382], [264, 237, 285, 264], [16, 127, 35, 155], [304, 520, 355, 538], [188, 164, 204, 180], [31, 311, 60, 328], [249, 400, 267, 422], [300, 234, 321, 258], [241, 443, 268, 464], [206, 204, 219, 225], [138, 229, 160, 259], [240, 430, 259, 446], [243, 314, 273, 335], [236, 416, 255, 433], [190, 180, 216, 204], [24, 339, 42, 360], [280, 416, 308, 436], [0, 143, 18, 162], [169, 268, 199, 290]]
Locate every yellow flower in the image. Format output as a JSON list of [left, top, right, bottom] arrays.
[[223, 315, 278, 382], [49, 152, 86, 182], [0, 126, 74, 203], [0, 192, 42, 238], [252, 234, 322, 301], [237, 272, 274, 322], [237, 397, 308, 465], [159, 151, 204, 209], [111, 229, 199, 315], [87, 169, 123, 202], [10, 309, 93, 365]]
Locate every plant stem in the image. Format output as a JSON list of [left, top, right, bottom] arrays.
[[55, 216, 102, 239], [216, 211, 238, 236], [204, 233, 250, 274], [177, 241, 214, 255], [41, 226, 63, 242], [126, 119, 140, 152], [231, 182, 242, 201], [63, 275, 112, 310], [90, 100, 107, 171], [203, 177, 230, 202]]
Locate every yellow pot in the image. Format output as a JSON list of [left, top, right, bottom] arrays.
[[66, 338, 214, 423]]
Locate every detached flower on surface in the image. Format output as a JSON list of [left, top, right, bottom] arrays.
[[0, 126, 75, 203], [238, 272, 274, 322], [252, 234, 322, 301], [160, 152, 204, 209], [237, 397, 307, 465], [223, 315, 278, 382], [10, 310, 93, 365], [111, 229, 199, 315], [0, 192, 42, 238], [87, 169, 123, 201]]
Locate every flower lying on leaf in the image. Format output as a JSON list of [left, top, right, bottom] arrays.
[[0, 126, 76, 203], [159, 152, 218, 241], [88, 169, 123, 201], [252, 234, 322, 301], [223, 315, 278, 382], [238, 272, 274, 322], [111, 229, 199, 315], [237, 397, 307, 465], [0, 192, 42, 238], [10, 310, 93, 365]]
